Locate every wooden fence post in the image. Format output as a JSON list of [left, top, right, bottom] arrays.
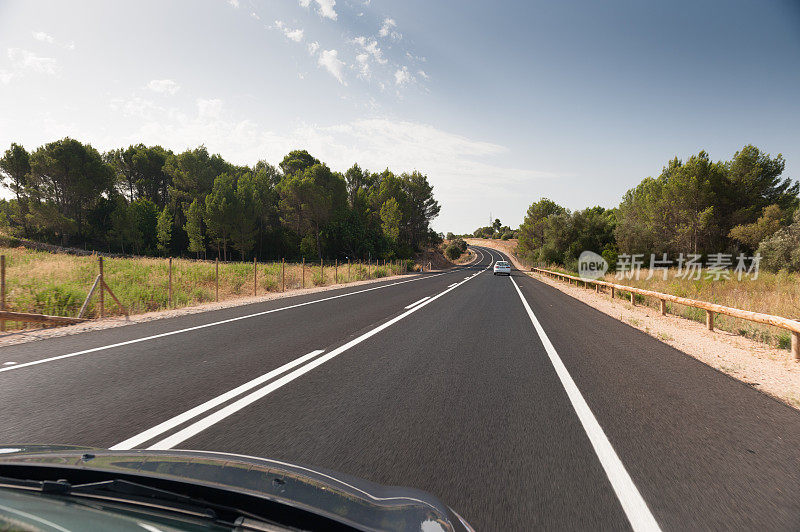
[[630, 291, 635, 306], [254, 257, 257, 296], [168, 257, 173, 309], [611, 287, 615, 299], [282, 258, 285, 292], [215, 258, 219, 302], [660, 299, 666, 315], [1, 255, 5, 332], [99, 256, 105, 318], [302, 258, 305, 288], [706, 311, 714, 331]]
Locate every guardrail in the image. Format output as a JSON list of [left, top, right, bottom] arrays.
[[531, 267, 800, 360]]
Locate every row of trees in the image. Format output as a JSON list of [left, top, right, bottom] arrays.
[[0, 139, 441, 261], [514, 145, 800, 271]]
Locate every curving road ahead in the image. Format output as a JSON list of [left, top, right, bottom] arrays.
[[2, 246, 800, 530]]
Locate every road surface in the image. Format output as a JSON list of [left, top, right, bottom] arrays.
[[2, 246, 799, 530]]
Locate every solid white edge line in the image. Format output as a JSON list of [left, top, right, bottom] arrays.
[[0, 267, 467, 375], [110, 350, 326, 450], [404, 296, 430, 309], [509, 277, 661, 532], [145, 254, 494, 450]]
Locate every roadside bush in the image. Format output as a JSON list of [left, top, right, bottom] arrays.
[[757, 209, 800, 272], [445, 243, 462, 260], [501, 232, 513, 240]]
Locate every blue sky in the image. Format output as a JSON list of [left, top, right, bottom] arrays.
[[0, 0, 798, 233]]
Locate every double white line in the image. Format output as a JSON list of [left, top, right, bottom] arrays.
[[112, 253, 493, 451]]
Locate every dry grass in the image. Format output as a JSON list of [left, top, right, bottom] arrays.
[[605, 269, 800, 350], [0, 247, 405, 329]]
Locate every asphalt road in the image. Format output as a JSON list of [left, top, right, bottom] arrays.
[[2, 246, 800, 530]]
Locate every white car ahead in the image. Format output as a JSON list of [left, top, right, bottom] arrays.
[[493, 260, 511, 276]]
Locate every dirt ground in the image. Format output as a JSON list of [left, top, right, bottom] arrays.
[[469, 238, 800, 410]]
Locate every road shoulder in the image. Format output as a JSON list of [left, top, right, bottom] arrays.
[[0, 273, 421, 349]]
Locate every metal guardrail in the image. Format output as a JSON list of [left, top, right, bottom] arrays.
[[531, 267, 800, 360]]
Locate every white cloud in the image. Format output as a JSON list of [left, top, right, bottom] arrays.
[[7, 48, 58, 75], [379, 18, 400, 39], [351, 36, 386, 64], [274, 20, 304, 42], [298, 0, 337, 20], [32, 31, 75, 50], [307, 41, 320, 55], [317, 49, 345, 84], [227, 0, 240, 8], [32, 31, 54, 44], [197, 98, 224, 120], [394, 66, 411, 85], [355, 53, 370, 78], [417, 70, 429, 80], [147, 79, 181, 95], [251, 12, 261, 20]]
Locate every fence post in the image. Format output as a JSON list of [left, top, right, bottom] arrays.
[[168, 257, 173, 309], [630, 291, 635, 306], [282, 258, 285, 292], [611, 287, 615, 299], [321, 258, 324, 285], [792, 332, 799, 361], [215, 258, 219, 302], [99, 256, 105, 318], [335, 259, 338, 283], [254, 257, 257, 296], [1, 255, 5, 332], [706, 310, 714, 331], [660, 299, 666, 315], [302, 258, 305, 288]]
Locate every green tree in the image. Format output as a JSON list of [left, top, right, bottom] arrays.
[[277, 162, 346, 260], [725, 145, 799, 228], [28, 138, 114, 245], [380, 197, 402, 244], [184, 198, 205, 258], [517, 198, 566, 261], [204, 173, 237, 261], [230, 171, 260, 259], [109, 197, 141, 254], [279, 150, 320, 177], [156, 206, 173, 255], [130, 198, 158, 254], [729, 204, 784, 251], [0, 143, 31, 235], [165, 146, 232, 226]]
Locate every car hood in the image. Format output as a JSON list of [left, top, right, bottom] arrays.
[[0, 445, 472, 531]]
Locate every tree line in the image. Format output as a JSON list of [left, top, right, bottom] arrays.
[[486, 145, 800, 272], [0, 138, 442, 261]]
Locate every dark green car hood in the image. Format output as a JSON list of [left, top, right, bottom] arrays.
[[0, 445, 472, 531]]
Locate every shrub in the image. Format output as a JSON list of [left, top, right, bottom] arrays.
[[501, 232, 513, 240], [445, 243, 461, 260]]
